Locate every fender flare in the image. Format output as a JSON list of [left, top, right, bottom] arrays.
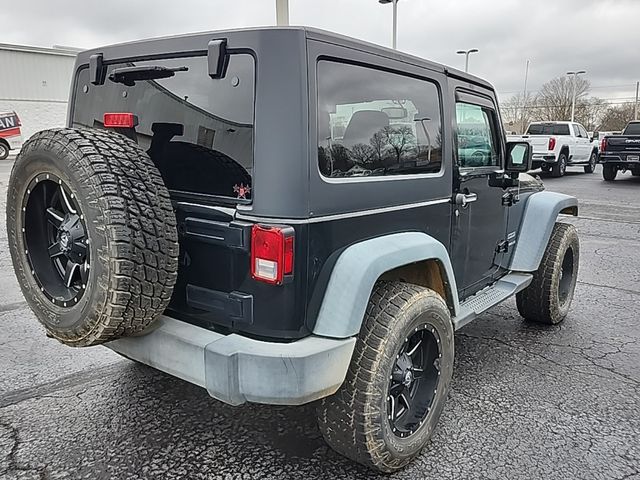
[[509, 191, 578, 272], [312, 232, 459, 339]]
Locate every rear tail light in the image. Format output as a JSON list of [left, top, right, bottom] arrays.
[[548, 137, 556, 151], [103, 112, 138, 128], [251, 225, 294, 285], [600, 137, 607, 152]]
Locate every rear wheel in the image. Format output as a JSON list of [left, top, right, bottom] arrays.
[[603, 164, 617, 181], [317, 282, 454, 473], [584, 151, 597, 173], [516, 223, 579, 325], [552, 153, 567, 177], [7, 128, 179, 346], [0, 141, 9, 160]]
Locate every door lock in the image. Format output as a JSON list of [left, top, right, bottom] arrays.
[[454, 192, 478, 207]]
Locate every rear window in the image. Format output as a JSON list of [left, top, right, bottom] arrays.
[[527, 124, 570, 136], [72, 54, 255, 201], [623, 123, 640, 135]]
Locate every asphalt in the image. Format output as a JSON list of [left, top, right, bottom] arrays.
[[0, 158, 639, 480]]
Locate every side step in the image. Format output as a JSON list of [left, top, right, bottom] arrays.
[[453, 273, 533, 330]]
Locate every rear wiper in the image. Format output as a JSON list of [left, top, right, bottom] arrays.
[[108, 65, 188, 86]]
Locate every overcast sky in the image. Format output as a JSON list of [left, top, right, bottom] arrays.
[[2, 0, 638, 103]]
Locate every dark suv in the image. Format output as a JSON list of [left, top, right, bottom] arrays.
[[7, 27, 580, 472]]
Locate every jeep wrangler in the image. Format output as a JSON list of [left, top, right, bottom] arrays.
[[6, 27, 579, 472]]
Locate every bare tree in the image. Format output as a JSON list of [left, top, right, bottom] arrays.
[[369, 130, 386, 164], [579, 97, 608, 131], [598, 102, 637, 131], [535, 76, 590, 122], [500, 92, 536, 133], [350, 143, 374, 165], [383, 126, 414, 163]]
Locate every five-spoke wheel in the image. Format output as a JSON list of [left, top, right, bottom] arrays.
[[22, 173, 90, 307], [388, 326, 441, 437]]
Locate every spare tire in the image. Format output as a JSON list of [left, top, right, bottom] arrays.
[[6, 128, 179, 347]]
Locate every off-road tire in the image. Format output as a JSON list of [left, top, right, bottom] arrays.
[[316, 282, 454, 473], [7, 128, 179, 347], [0, 141, 9, 160], [552, 153, 567, 177], [603, 164, 617, 181], [516, 223, 579, 325], [584, 151, 597, 173]]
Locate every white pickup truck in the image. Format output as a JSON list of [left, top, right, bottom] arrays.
[[507, 121, 598, 177]]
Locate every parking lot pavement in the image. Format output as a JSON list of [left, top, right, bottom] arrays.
[[1, 164, 639, 480]]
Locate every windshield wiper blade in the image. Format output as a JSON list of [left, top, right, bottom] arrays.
[[108, 65, 188, 86]]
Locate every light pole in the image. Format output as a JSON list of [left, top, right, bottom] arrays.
[[456, 49, 479, 73], [379, 0, 400, 49], [567, 70, 586, 122], [275, 0, 289, 26]]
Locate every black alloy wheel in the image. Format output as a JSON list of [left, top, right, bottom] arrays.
[[0, 142, 8, 160], [388, 325, 441, 437], [22, 173, 89, 307]]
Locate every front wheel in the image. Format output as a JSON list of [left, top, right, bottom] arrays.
[[603, 164, 617, 181], [584, 151, 597, 173], [317, 282, 454, 473], [0, 142, 9, 160], [552, 153, 567, 177], [516, 223, 579, 324]]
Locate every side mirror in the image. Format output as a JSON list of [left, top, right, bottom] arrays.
[[505, 141, 532, 173]]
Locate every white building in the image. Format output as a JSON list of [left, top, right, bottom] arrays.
[[0, 43, 79, 144]]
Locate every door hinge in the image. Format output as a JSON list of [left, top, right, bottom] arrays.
[[496, 240, 509, 253], [502, 191, 520, 207]]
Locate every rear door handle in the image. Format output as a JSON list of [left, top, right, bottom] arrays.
[[454, 192, 478, 206]]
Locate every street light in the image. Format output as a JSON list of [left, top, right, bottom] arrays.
[[275, 0, 289, 26], [379, 0, 400, 50], [456, 49, 479, 73], [567, 70, 587, 122]]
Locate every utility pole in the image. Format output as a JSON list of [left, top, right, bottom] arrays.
[[635, 81, 639, 121], [276, 0, 289, 26], [521, 59, 530, 134]]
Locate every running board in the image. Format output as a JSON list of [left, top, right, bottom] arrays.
[[453, 273, 533, 330]]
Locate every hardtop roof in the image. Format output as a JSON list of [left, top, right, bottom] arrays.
[[77, 26, 494, 91]]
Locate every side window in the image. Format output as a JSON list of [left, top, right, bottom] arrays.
[[455, 102, 500, 168], [573, 125, 582, 137], [317, 61, 443, 178], [579, 125, 589, 138]]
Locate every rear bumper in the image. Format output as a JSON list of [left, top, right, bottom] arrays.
[[107, 316, 356, 406], [532, 153, 557, 167], [599, 154, 640, 165]]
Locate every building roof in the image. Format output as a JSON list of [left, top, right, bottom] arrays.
[[0, 43, 80, 57]]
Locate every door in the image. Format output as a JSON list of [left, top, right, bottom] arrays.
[[572, 124, 591, 161], [450, 92, 508, 297]]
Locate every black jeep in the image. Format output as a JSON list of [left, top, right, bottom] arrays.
[[7, 27, 580, 472]]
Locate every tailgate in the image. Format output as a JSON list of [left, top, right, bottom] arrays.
[[521, 136, 551, 152], [605, 136, 640, 152]]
